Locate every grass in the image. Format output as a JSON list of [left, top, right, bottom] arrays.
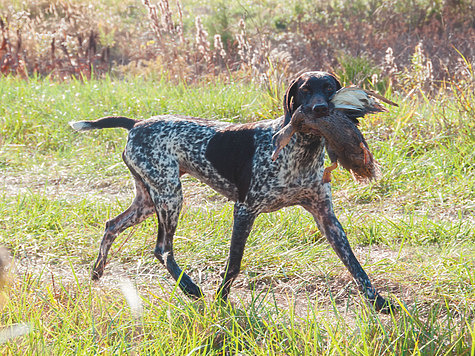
[[0, 75, 474, 354]]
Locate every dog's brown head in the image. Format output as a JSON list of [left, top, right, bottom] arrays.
[[283, 71, 341, 127]]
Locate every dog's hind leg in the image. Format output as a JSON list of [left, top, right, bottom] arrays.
[[92, 177, 155, 280], [304, 199, 393, 313], [216, 202, 257, 301], [145, 173, 204, 299]]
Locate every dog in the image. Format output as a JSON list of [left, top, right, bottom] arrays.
[[70, 71, 392, 312]]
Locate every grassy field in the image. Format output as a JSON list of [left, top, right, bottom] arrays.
[[0, 75, 474, 354]]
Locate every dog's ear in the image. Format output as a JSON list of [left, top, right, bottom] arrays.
[[282, 77, 300, 127], [330, 74, 342, 91]]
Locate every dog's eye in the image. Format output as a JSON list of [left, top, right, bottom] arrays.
[[301, 86, 310, 93], [324, 84, 333, 92]]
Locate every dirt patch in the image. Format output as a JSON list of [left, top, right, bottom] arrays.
[[1, 170, 130, 202], [1, 169, 229, 209]]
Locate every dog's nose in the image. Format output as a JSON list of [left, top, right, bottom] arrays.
[[312, 103, 328, 114]]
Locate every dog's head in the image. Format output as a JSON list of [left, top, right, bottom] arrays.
[[282, 71, 341, 127]]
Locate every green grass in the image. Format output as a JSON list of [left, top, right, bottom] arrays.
[[0, 75, 474, 354]]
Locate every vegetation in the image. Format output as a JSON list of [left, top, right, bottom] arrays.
[[0, 0, 473, 86], [0, 0, 474, 354]]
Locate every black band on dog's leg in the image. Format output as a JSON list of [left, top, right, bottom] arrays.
[[216, 203, 257, 301], [154, 227, 204, 300], [154, 248, 204, 299]]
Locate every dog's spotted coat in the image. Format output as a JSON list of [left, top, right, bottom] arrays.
[[70, 71, 392, 312]]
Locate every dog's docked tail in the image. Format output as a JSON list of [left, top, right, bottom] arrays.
[[69, 116, 138, 132]]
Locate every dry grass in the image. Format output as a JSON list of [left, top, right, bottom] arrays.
[[0, 0, 473, 88]]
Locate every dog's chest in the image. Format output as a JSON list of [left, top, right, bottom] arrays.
[[245, 132, 328, 212]]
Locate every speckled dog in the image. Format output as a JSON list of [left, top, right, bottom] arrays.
[[70, 71, 392, 312]]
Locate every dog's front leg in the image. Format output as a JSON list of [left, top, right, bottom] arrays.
[[304, 200, 393, 313], [216, 202, 257, 301]]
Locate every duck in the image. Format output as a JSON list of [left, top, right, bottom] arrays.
[[272, 87, 397, 183]]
